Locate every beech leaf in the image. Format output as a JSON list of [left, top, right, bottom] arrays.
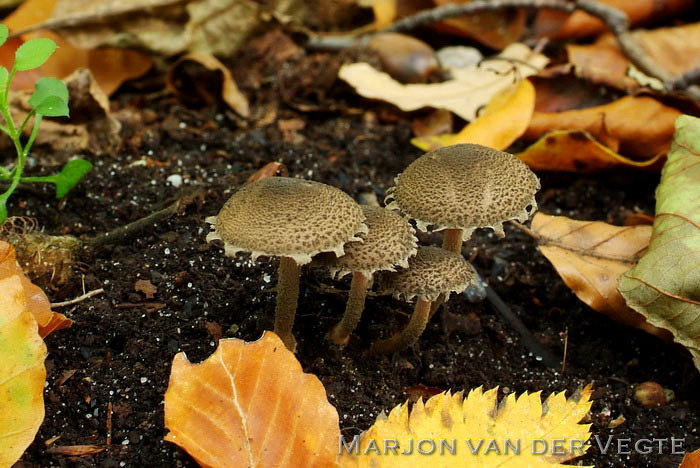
[[338, 386, 593, 467], [163, 331, 339, 468], [679, 448, 700, 467], [0, 275, 47, 467], [531, 213, 668, 338], [619, 115, 700, 371]]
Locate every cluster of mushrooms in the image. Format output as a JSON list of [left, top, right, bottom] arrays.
[[205, 143, 540, 354]]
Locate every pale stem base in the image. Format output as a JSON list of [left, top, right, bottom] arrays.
[[275, 256, 300, 351], [367, 298, 431, 355]]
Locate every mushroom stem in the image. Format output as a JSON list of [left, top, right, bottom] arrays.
[[442, 228, 463, 254], [367, 298, 431, 355], [328, 271, 370, 346], [275, 256, 300, 351]]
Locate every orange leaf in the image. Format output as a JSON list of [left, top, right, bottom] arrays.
[[3, 0, 152, 95], [412, 78, 534, 151], [523, 96, 681, 160], [517, 130, 663, 172], [164, 331, 340, 468], [0, 241, 71, 338], [531, 213, 670, 338], [0, 276, 47, 467], [680, 448, 700, 468]]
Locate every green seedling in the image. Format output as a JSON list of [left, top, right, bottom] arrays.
[[0, 24, 92, 222]]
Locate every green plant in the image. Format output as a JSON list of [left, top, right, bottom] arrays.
[[0, 24, 92, 222]]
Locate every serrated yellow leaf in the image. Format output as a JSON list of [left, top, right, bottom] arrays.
[[338, 386, 593, 468], [0, 275, 47, 468]]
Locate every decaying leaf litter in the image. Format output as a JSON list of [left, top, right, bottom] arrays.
[[0, 0, 697, 466]]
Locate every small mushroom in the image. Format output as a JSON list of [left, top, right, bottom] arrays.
[[385, 143, 540, 254], [327, 205, 417, 346], [206, 177, 366, 351], [367, 246, 476, 355]]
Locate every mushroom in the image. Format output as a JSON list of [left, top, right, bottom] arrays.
[[385, 143, 540, 254], [326, 205, 418, 346], [367, 246, 476, 355], [206, 176, 367, 351]]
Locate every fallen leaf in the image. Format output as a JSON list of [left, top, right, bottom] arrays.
[[134, 279, 157, 299], [411, 109, 453, 137], [619, 115, 700, 372], [164, 331, 339, 468], [567, 23, 700, 91], [0, 275, 47, 467], [338, 386, 593, 467], [680, 448, 700, 468], [524, 96, 681, 160], [166, 52, 250, 117], [517, 130, 664, 172], [533, 0, 692, 40], [0, 240, 71, 337], [339, 43, 547, 121], [3, 0, 153, 96], [531, 213, 669, 338], [412, 78, 534, 151], [246, 162, 288, 183], [44, 445, 106, 455], [531, 73, 619, 113]]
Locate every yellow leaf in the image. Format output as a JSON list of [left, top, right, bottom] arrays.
[[412, 78, 534, 151], [0, 275, 47, 467], [679, 447, 700, 467], [517, 130, 664, 172], [531, 213, 669, 338], [164, 331, 339, 468], [338, 386, 593, 467]]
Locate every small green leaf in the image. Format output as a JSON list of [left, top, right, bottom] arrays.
[[29, 77, 69, 116], [51, 158, 92, 198], [32, 95, 69, 117], [0, 25, 8, 48], [14, 38, 57, 71], [0, 66, 8, 96]]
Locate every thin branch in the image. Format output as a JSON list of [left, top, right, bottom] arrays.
[[665, 66, 700, 91], [51, 288, 104, 307]]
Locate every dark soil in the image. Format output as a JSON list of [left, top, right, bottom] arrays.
[[12, 30, 699, 468]]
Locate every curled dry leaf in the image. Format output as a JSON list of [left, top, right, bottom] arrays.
[[167, 52, 250, 117], [3, 0, 152, 96], [567, 23, 700, 92], [164, 331, 339, 468], [619, 115, 700, 372], [533, 0, 692, 40], [338, 386, 593, 467], [517, 130, 664, 172], [531, 213, 669, 338], [0, 276, 47, 467], [339, 43, 547, 122], [412, 78, 534, 151], [523, 96, 681, 161], [0, 240, 71, 337]]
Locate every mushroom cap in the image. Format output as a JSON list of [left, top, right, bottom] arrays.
[[329, 205, 418, 279], [385, 144, 540, 237], [206, 177, 367, 265], [377, 246, 476, 302]]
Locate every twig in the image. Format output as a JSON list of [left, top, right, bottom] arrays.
[[51, 288, 104, 307], [665, 66, 700, 91], [485, 285, 560, 368]]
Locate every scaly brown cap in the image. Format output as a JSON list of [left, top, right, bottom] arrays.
[[206, 177, 367, 265], [385, 144, 540, 238], [330, 205, 418, 278], [377, 246, 476, 302]]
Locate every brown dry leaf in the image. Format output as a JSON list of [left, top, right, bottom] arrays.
[[412, 77, 534, 151], [3, 0, 153, 96], [44, 445, 106, 455], [246, 162, 288, 183], [22, 0, 304, 58], [531, 213, 669, 338], [680, 448, 700, 468], [523, 96, 681, 160], [134, 279, 157, 299], [7, 68, 122, 155], [567, 23, 700, 92], [338, 386, 593, 467], [517, 130, 664, 172], [339, 43, 547, 121], [167, 52, 250, 117], [0, 241, 71, 338], [431, 0, 525, 50], [0, 275, 47, 467], [164, 331, 339, 468], [531, 74, 618, 113], [411, 109, 453, 137], [533, 0, 692, 40]]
